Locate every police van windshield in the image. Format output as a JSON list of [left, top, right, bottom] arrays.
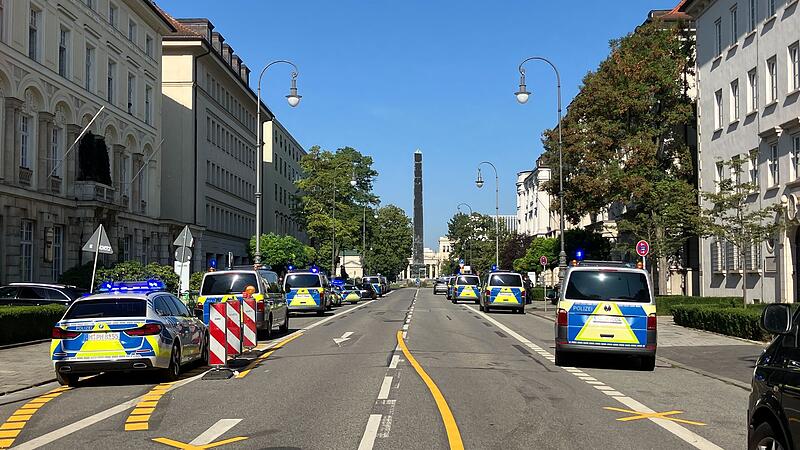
[[457, 276, 480, 285], [566, 271, 650, 303], [65, 298, 146, 319], [365, 277, 380, 283], [488, 274, 523, 287], [201, 273, 259, 295], [285, 274, 321, 288]]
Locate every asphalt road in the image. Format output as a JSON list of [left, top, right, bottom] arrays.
[[0, 288, 752, 449]]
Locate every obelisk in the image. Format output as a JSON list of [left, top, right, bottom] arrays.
[[412, 150, 424, 277]]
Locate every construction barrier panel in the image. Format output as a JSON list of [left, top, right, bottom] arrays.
[[226, 300, 242, 356], [209, 302, 227, 366], [242, 298, 257, 349]]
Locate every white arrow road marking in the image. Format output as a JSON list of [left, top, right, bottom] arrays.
[[333, 331, 354, 346], [189, 419, 242, 445]]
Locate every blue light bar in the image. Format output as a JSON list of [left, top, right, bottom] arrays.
[[310, 266, 319, 273], [98, 279, 166, 293]]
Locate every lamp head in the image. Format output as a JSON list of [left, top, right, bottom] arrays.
[[515, 73, 530, 104], [475, 169, 485, 189], [286, 75, 301, 107]]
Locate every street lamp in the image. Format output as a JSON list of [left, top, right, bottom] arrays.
[[456, 202, 474, 265], [475, 161, 499, 268], [254, 60, 301, 265], [516, 56, 566, 285]]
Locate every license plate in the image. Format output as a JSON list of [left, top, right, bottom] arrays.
[[87, 332, 120, 341], [592, 316, 623, 325]]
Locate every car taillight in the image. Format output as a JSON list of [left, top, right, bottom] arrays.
[[125, 324, 162, 336], [52, 327, 80, 339], [647, 313, 657, 331], [557, 309, 568, 326], [257, 301, 265, 313]]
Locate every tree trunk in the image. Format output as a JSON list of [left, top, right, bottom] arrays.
[[655, 226, 668, 296], [741, 248, 750, 305]]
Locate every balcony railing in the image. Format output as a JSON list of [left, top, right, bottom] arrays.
[[49, 177, 62, 194], [139, 200, 147, 214], [75, 181, 116, 203], [18, 167, 32, 186]]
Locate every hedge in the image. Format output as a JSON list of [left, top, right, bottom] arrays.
[[655, 296, 743, 316], [671, 304, 769, 341], [0, 305, 66, 345]]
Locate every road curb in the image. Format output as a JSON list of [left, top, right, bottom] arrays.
[[0, 338, 50, 350], [657, 355, 752, 391], [0, 378, 56, 398]]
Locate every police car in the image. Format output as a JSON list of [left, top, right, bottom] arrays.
[[363, 276, 383, 298], [51, 281, 207, 386], [480, 271, 526, 314], [554, 261, 657, 371], [284, 267, 332, 315], [338, 283, 363, 304], [451, 274, 481, 304]]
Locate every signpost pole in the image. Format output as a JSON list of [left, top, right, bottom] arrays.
[[181, 230, 189, 295], [542, 263, 547, 312], [89, 227, 102, 294]]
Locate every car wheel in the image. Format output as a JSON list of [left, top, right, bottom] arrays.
[[56, 371, 78, 387], [317, 309, 325, 316], [162, 344, 181, 381], [265, 315, 274, 339], [639, 355, 656, 371], [485, 305, 490, 313], [479, 303, 485, 312], [451, 299, 457, 304], [750, 421, 787, 450], [474, 300, 480, 305], [554, 349, 570, 367], [201, 333, 209, 365], [279, 312, 289, 333]]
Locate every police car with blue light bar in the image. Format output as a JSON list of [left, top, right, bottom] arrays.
[[51, 280, 208, 386]]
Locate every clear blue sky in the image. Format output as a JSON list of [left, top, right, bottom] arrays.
[[157, 0, 678, 249]]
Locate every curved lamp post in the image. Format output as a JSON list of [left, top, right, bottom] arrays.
[[516, 56, 566, 285], [475, 162, 499, 268], [456, 202, 474, 265], [254, 60, 301, 265]]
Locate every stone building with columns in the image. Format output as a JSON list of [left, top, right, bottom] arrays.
[[0, 0, 174, 284]]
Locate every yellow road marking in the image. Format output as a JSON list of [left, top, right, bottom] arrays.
[[604, 407, 706, 426], [396, 330, 464, 450], [125, 422, 150, 431], [0, 387, 71, 449], [235, 333, 303, 379], [152, 436, 248, 449], [124, 382, 175, 432]]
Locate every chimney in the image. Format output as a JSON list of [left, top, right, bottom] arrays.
[[211, 32, 224, 52], [222, 44, 232, 64]]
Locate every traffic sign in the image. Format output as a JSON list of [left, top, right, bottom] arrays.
[[539, 255, 548, 266], [175, 247, 192, 263], [636, 240, 650, 257], [82, 225, 113, 254], [173, 226, 194, 247]]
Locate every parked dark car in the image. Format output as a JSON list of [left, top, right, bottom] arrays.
[[748, 304, 800, 450], [0, 283, 86, 306], [360, 281, 378, 300]]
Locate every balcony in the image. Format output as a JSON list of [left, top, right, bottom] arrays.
[[18, 167, 32, 186], [139, 200, 147, 214], [75, 181, 116, 203], [49, 177, 62, 194]]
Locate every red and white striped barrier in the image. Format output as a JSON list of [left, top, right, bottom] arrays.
[[242, 298, 257, 348], [209, 302, 227, 366], [226, 300, 242, 356]]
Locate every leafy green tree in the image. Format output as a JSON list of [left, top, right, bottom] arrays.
[[514, 237, 559, 273], [95, 261, 180, 292], [540, 20, 697, 293], [500, 232, 534, 272], [364, 205, 412, 281], [295, 146, 379, 271], [446, 212, 510, 276], [248, 233, 315, 274], [190, 271, 205, 292], [59, 263, 96, 289], [700, 158, 783, 304]]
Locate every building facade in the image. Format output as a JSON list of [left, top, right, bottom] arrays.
[[264, 119, 306, 241], [681, 0, 800, 301], [515, 160, 559, 237], [0, 0, 173, 284]]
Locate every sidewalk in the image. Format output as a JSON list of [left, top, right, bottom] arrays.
[[0, 342, 55, 395], [525, 301, 764, 386]]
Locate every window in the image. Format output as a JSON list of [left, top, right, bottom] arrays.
[[769, 143, 779, 186], [749, 0, 757, 30], [20, 116, 30, 168], [51, 127, 62, 177], [52, 225, 63, 281], [145, 35, 154, 58], [768, 0, 776, 17], [748, 68, 758, 112], [767, 57, 778, 103], [716, 161, 725, 192], [127, 73, 136, 114], [85, 45, 95, 91], [794, 135, 800, 180], [714, 89, 724, 129], [107, 60, 116, 103], [58, 29, 70, 78], [20, 220, 33, 281], [750, 152, 759, 187], [0, 0, 5, 43], [122, 235, 131, 261], [28, 8, 39, 61], [730, 5, 738, 45], [730, 80, 740, 121], [714, 18, 722, 56], [128, 19, 137, 44], [790, 43, 800, 92], [145, 85, 153, 125], [109, 3, 118, 28]]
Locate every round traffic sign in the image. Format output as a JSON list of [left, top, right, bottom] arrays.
[[636, 240, 650, 257], [175, 247, 192, 263], [539, 255, 548, 266]]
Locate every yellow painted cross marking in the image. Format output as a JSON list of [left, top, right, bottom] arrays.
[[235, 332, 303, 379], [152, 436, 248, 449], [124, 383, 174, 431], [604, 407, 706, 426], [0, 387, 71, 449]]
